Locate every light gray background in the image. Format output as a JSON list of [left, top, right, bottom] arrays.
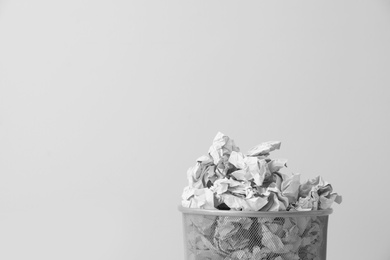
[[0, 1, 389, 260]]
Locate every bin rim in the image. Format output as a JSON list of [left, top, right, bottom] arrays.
[[178, 205, 333, 217]]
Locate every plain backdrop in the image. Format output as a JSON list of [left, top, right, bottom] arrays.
[[1, 0, 390, 259]]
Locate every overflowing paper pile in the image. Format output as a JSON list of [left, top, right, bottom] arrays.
[[181, 133, 342, 260], [182, 132, 342, 211]]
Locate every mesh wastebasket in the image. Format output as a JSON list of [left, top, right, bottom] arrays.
[[179, 206, 332, 260]]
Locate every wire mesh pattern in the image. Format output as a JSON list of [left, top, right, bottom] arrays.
[[182, 212, 329, 260]]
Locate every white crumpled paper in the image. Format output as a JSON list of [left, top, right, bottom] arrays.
[[182, 132, 342, 211]]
